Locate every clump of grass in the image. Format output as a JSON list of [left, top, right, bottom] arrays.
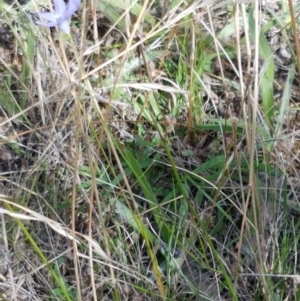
[[0, 0, 300, 300]]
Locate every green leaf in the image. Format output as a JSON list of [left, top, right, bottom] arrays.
[[123, 149, 171, 241], [249, 5, 275, 127], [124, 149, 156, 203], [98, 0, 156, 31], [275, 64, 296, 136], [115, 199, 155, 243]]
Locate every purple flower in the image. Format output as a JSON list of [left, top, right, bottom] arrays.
[[36, 0, 80, 34]]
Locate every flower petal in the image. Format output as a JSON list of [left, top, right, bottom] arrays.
[[58, 20, 70, 34], [36, 0, 79, 34], [63, 0, 80, 20], [37, 12, 59, 23], [53, 0, 67, 15], [36, 21, 57, 28]]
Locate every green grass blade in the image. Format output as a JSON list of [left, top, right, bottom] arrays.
[[249, 5, 275, 128]]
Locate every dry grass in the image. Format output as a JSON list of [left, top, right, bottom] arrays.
[[0, 0, 300, 300]]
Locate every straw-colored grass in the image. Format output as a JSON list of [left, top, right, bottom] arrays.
[[0, 0, 299, 300]]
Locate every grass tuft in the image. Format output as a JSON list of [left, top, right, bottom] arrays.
[[0, 0, 300, 300]]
